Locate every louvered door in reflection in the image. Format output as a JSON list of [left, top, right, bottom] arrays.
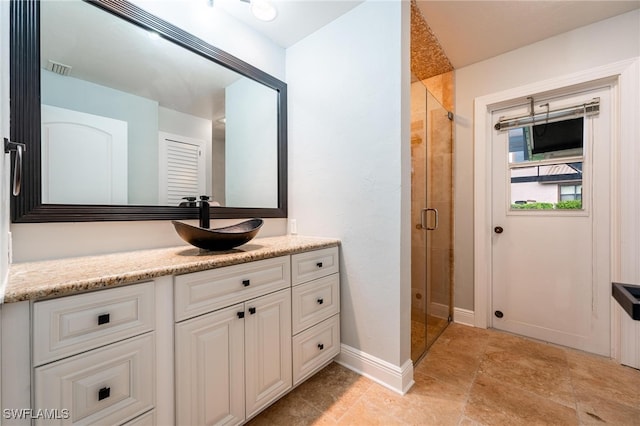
[[159, 132, 206, 206]]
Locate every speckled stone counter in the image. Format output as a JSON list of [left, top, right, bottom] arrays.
[[5, 235, 340, 303]]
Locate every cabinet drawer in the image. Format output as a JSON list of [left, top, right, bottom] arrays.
[[292, 274, 340, 334], [291, 247, 339, 286], [33, 282, 155, 366], [175, 256, 291, 322], [34, 333, 155, 426], [292, 314, 340, 386], [124, 410, 155, 425]]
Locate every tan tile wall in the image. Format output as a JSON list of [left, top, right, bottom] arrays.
[[411, 0, 453, 81]]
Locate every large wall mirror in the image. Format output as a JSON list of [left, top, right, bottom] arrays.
[[10, 0, 287, 222]]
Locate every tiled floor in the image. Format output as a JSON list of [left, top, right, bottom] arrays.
[[248, 323, 640, 425]]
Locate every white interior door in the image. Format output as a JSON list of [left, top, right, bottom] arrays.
[[491, 85, 612, 356], [41, 105, 128, 204], [158, 132, 206, 206]]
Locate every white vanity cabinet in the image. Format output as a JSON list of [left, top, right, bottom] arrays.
[[31, 282, 157, 426], [291, 247, 341, 385], [174, 256, 293, 425], [2, 239, 341, 426]]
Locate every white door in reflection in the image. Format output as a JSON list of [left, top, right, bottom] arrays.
[[41, 104, 128, 204], [158, 132, 206, 207]]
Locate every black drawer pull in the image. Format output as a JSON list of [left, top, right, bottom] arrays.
[[316, 262, 323, 268], [317, 343, 324, 350], [317, 298, 324, 305], [98, 387, 111, 401], [249, 307, 256, 315], [237, 311, 245, 319], [242, 279, 250, 287], [97, 313, 110, 325]]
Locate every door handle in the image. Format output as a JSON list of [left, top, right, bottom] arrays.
[[426, 208, 439, 231], [494, 226, 504, 234], [417, 208, 428, 230], [417, 208, 439, 230]]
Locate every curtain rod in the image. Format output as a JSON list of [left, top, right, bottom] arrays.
[[494, 98, 600, 131]]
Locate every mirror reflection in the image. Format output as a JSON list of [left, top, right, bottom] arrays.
[[40, 0, 279, 208]]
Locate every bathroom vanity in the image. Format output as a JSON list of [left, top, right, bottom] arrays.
[[1, 236, 340, 425]]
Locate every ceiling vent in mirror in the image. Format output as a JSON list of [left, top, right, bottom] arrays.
[[48, 60, 72, 76]]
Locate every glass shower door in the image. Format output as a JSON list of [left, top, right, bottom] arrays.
[[411, 77, 453, 363]]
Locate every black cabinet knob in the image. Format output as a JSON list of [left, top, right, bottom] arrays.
[[317, 343, 324, 350], [237, 311, 245, 319], [316, 262, 323, 268], [248, 307, 256, 315], [494, 226, 504, 234], [97, 313, 110, 325], [98, 387, 111, 401], [317, 298, 324, 305], [242, 279, 250, 287]]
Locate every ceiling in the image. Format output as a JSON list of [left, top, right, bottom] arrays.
[[217, 0, 640, 67], [415, 0, 640, 68], [213, 0, 363, 47]]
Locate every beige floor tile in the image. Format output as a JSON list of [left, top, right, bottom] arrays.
[[357, 378, 465, 425], [336, 396, 407, 426], [416, 347, 481, 392], [294, 362, 374, 422], [479, 339, 574, 407], [566, 349, 640, 409], [486, 331, 568, 365], [249, 326, 639, 426], [429, 324, 490, 357], [465, 373, 579, 426], [576, 397, 640, 425], [247, 391, 335, 426]]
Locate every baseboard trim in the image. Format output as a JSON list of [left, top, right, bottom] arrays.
[[335, 343, 414, 395], [454, 307, 475, 327], [429, 302, 449, 319]]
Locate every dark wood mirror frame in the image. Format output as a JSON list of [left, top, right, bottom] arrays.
[[10, 0, 287, 223]]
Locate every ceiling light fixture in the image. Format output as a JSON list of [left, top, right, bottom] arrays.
[[245, 0, 277, 22]]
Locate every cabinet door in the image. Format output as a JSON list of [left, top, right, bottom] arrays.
[[175, 304, 245, 426], [244, 289, 292, 418]]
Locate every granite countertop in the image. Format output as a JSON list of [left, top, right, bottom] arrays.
[[4, 235, 340, 304]]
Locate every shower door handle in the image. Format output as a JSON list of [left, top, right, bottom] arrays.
[[417, 208, 428, 230], [426, 208, 439, 231], [417, 208, 439, 230]]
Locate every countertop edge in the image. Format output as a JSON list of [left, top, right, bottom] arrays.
[[5, 235, 340, 304]]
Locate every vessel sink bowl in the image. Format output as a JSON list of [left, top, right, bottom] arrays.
[[612, 282, 640, 320], [172, 219, 263, 251]]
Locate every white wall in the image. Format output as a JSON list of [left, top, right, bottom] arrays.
[[9, 1, 287, 262], [287, 0, 411, 368], [454, 10, 640, 311]]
